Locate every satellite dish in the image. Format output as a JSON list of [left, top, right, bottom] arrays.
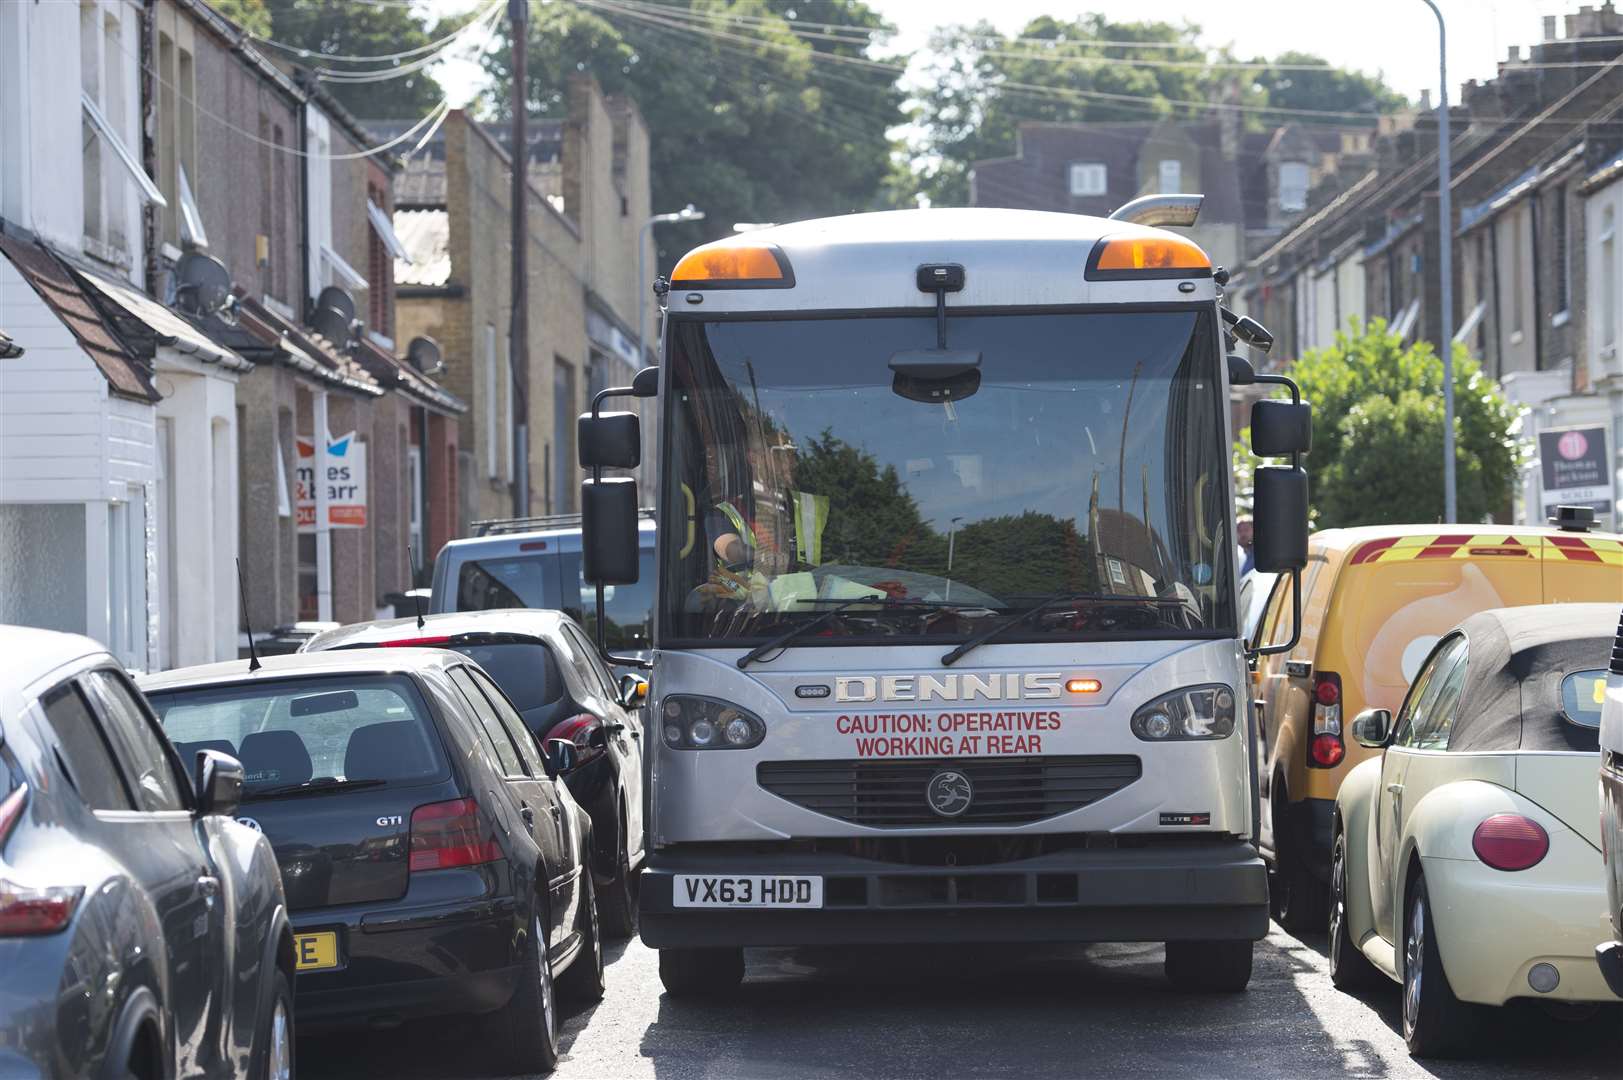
[[316, 286, 356, 324], [311, 306, 354, 350], [174, 251, 233, 316], [406, 336, 444, 376]]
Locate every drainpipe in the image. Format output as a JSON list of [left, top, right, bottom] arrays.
[[416, 403, 430, 586], [140, 0, 159, 296], [314, 390, 333, 621], [1529, 197, 1545, 371], [297, 92, 311, 320]]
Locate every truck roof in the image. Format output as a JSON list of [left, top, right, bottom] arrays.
[[673, 208, 1219, 314]]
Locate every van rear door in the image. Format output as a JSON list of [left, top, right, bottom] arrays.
[[1539, 534, 1623, 604]]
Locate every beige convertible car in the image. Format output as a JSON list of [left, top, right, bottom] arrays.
[[1330, 604, 1621, 1057]]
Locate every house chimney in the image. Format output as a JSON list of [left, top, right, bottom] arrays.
[[1543, 15, 1558, 39], [1419, 88, 1432, 111], [1218, 77, 1241, 164], [1507, 45, 1521, 62]]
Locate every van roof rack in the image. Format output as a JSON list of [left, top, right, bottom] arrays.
[[470, 507, 655, 537]]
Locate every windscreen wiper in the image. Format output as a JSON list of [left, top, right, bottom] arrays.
[[939, 591, 1185, 667], [248, 777, 387, 799], [736, 596, 964, 670]]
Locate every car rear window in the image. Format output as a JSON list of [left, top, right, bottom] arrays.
[[441, 642, 562, 713], [1561, 670, 1607, 729], [148, 674, 447, 797], [457, 556, 551, 610]]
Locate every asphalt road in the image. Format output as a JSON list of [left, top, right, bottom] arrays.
[[297, 923, 1621, 1079]]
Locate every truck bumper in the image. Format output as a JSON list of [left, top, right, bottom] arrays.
[[639, 839, 1269, 949]]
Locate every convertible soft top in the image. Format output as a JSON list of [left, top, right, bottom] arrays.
[[1448, 603, 1618, 753]]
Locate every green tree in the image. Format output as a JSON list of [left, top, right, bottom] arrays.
[[1248, 52, 1408, 118], [791, 430, 937, 570], [903, 23, 1407, 208], [228, 0, 451, 120], [1289, 321, 1524, 527], [480, 1, 904, 271]]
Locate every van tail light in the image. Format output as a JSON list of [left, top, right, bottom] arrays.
[[0, 783, 83, 936], [1308, 671, 1344, 768], [409, 798, 502, 872], [1472, 814, 1549, 871], [545, 714, 604, 765]]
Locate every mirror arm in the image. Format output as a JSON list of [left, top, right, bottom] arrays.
[[1249, 566, 1302, 658], [586, 383, 655, 671]]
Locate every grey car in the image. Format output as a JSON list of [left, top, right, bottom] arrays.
[[0, 626, 295, 1079]]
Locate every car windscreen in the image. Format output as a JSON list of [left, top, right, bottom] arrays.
[[148, 674, 448, 798]]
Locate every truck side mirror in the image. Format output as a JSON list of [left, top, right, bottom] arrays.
[[578, 411, 641, 469], [581, 477, 640, 585], [1251, 400, 1311, 456], [1252, 466, 1308, 573], [1351, 708, 1392, 748]]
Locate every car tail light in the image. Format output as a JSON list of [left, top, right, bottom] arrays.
[[0, 783, 83, 936], [1472, 814, 1549, 871], [378, 635, 455, 647], [409, 798, 502, 872], [545, 714, 605, 765], [1308, 671, 1344, 768]]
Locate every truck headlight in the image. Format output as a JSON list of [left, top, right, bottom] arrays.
[[660, 696, 765, 750], [1130, 685, 1236, 741]]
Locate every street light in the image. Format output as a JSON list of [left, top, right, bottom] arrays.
[[637, 204, 705, 363], [1421, 0, 1457, 523]]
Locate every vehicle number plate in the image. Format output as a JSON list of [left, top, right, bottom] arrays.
[[672, 875, 823, 908], [293, 931, 339, 971]]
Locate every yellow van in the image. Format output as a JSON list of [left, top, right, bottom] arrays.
[[1249, 523, 1623, 930]]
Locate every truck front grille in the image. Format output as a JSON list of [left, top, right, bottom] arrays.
[[757, 755, 1142, 827]]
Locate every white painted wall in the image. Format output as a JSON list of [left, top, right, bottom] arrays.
[[1586, 177, 1623, 385], [153, 354, 240, 666]]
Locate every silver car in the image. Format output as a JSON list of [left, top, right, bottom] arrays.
[[0, 626, 294, 1079]]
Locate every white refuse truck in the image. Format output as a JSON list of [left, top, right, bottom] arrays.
[[576, 200, 1312, 995]]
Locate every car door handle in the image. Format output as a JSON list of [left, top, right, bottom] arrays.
[[197, 875, 220, 899], [520, 805, 535, 827]]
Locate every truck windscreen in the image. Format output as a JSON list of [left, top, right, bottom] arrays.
[[661, 308, 1234, 646]]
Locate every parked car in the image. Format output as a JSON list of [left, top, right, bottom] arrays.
[[139, 648, 604, 1074], [1598, 604, 1623, 997], [0, 626, 294, 1080], [1330, 604, 1623, 1057], [429, 510, 656, 663], [301, 609, 649, 937], [1248, 522, 1623, 930]]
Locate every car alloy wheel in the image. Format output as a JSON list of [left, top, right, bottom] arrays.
[[1402, 893, 1425, 1038], [267, 999, 291, 1080], [537, 915, 558, 1047], [1329, 836, 1352, 963]]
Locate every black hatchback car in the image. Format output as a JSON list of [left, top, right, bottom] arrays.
[[140, 647, 604, 1074], [304, 609, 648, 937], [0, 626, 293, 1080]]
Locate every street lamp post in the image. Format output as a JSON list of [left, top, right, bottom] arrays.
[[637, 204, 704, 363], [1421, 0, 1457, 523]]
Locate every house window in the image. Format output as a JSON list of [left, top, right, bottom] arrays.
[[553, 358, 576, 514], [1158, 159, 1181, 194], [1068, 163, 1107, 197], [81, 3, 102, 244], [1278, 162, 1310, 213], [484, 324, 499, 479], [1553, 187, 1570, 315], [1510, 209, 1525, 337], [1601, 205, 1616, 349]]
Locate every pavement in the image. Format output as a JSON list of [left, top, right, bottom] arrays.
[[297, 924, 1621, 1079]]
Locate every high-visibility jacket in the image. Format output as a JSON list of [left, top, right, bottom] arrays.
[[716, 491, 829, 568]]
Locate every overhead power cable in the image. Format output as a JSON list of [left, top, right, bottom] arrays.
[[248, 0, 500, 65]]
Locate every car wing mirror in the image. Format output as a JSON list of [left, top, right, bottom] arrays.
[[1351, 708, 1392, 749], [618, 673, 648, 710], [195, 749, 245, 818], [543, 738, 578, 777]]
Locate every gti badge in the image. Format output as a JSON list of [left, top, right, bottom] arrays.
[[926, 770, 973, 818], [236, 817, 262, 832]]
